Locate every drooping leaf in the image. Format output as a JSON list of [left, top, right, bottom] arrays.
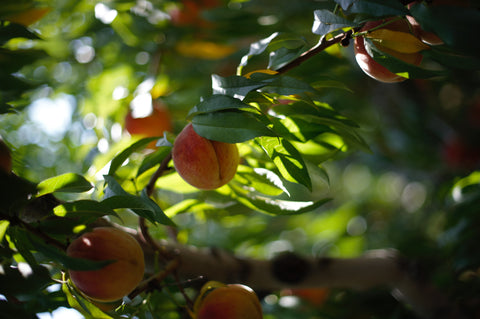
[[37, 173, 93, 196], [63, 280, 113, 319], [0, 23, 41, 46], [235, 166, 289, 197], [312, 10, 357, 36], [211, 74, 265, 99], [137, 146, 172, 177], [229, 183, 330, 215], [338, 0, 408, 18], [0, 264, 51, 297], [191, 110, 276, 143], [262, 75, 317, 95], [238, 32, 279, 69], [187, 94, 256, 118], [108, 137, 161, 176], [102, 176, 175, 226], [257, 136, 312, 191]]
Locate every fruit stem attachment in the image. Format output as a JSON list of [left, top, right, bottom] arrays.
[[275, 29, 355, 74]]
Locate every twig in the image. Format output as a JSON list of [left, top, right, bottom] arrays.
[[146, 151, 172, 197], [276, 29, 355, 74]]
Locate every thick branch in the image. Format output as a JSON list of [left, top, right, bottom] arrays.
[[128, 234, 463, 319]]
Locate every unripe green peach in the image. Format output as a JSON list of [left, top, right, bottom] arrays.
[[0, 138, 12, 173], [172, 123, 240, 190], [66, 227, 145, 302], [194, 281, 263, 319]]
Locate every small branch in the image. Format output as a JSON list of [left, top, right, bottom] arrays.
[[276, 30, 354, 74], [146, 151, 172, 197]]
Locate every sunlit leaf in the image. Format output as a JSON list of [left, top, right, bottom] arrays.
[[257, 136, 312, 191], [192, 110, 276, 143], [212, 74, 265, 99], [312, 10, 356, 36], [230, 183, 330, 215], [103, 176, 175, 226], [108, 137, 160, 176], [37, 173, 92, 196], [187, 94, 256, 118], [136, 146, 172, 177]]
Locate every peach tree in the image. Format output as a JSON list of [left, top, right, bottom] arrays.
[[0, 0, 479, 318]]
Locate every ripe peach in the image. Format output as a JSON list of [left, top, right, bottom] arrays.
[[194, 282, 263, 319], [169, 0, 220, 27], [6, 7, 50, 26], [125, 101, 173, 138], [354, 18, 424, 83], [0, 138, 12, 174], [172, 123, 239, 190], [66, 227, 145, 302]]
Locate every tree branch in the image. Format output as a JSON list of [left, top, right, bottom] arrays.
[[276, 30, 355, 74], [122, 232, 464, 319]]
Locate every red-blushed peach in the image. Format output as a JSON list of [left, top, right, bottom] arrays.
[[125, 101, 173, 148], [194, 281, 263, 319], [354, 18, 425, 83], [66, 227, 145, 302], [0, 138, 12, 174], [172, 123, 239, 190]]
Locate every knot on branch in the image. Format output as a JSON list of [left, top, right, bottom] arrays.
[[271, 252, 310, 284]]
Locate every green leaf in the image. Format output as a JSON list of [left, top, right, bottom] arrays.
[[338, 0, 408, 18], [0, 48, 48, 74], [137, 146, 172, 177], [257, 136, 312, 191], [262, 75, 317, 95], [409, 3, 480, 56], [53, 200, 118, 219], [0, 264, 51, 297], [0, 23, 41, 46], [235, 166, 288, 197], [212, 74, 265, 98], [108, 137, 161, 176], [37, 173, 93, 196], [191, 110, 276, 143], [422, 48, 480, 71], [103, 176, 175, 226], [230, 183, 330, 215], [187, 94, 256, 118], [312, 10, 357, 36], [268, 46, 304, 70], [63, 280, 113, 319], [0, 220, 9, 242], [239, 32, 279, 69], [0, 173, 37, 215]]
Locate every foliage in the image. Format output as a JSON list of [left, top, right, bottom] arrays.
[[1, 0, 479, 318]]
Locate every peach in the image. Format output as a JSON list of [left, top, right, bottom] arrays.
[[172, 123, 239, 190], [354, 18, 424, 83], [125, 101, 173, 148], [0, 138, 12, 174], [66, 227, 145, 302], [194, 282, 263, 319]]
